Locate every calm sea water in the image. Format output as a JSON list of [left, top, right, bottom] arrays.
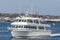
[[0, 22, 60, 40]]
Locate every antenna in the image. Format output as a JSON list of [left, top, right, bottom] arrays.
[[25, 8, 29, 16], [26, 8, 29, 14]]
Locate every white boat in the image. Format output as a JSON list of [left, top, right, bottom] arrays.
[[8, 16, 51, 38]]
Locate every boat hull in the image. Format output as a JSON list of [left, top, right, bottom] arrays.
[[11, 30, 51, 38]]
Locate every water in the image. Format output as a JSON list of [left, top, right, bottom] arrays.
[[0, 22, 60, 40]]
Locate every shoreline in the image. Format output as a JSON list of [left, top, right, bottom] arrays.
[[0, 13, 60, 22], [0, 18, 60, 22]]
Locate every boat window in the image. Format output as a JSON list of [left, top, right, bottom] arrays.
[[24, 25, 37, 29], [14, 25, 18, 28], [15, 19, 19, 22], [22, 20, 26, 22], [27, 19, 33, 23], [19, 26, 23, 28], [34, 20, 39, 24], [19, 19, 21, 22], [38, 26, 44, 29], [30, 26, 37, 29], [24, 25, 29, 28]]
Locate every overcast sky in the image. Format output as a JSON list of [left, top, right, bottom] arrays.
[[0, 0, 60, 15]]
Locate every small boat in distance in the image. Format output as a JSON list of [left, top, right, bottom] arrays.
[[7, 16, 51, 38]]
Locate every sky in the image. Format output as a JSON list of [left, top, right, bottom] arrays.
[[0, 0, 60, 15]]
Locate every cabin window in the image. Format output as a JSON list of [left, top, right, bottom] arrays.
[[34, 20, 39, 24], [24, 25, 29, 28], [38, 26, 44, 29], [19, 19, 21, 22], [15, 19, 19, 22], [27, 19, 33, 23], [22, 20, 26, 22], [29, 26, 37, 29], [16, 25, 19, 28], [19, 26, 23, 28], [24, 25, 37, 29]]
